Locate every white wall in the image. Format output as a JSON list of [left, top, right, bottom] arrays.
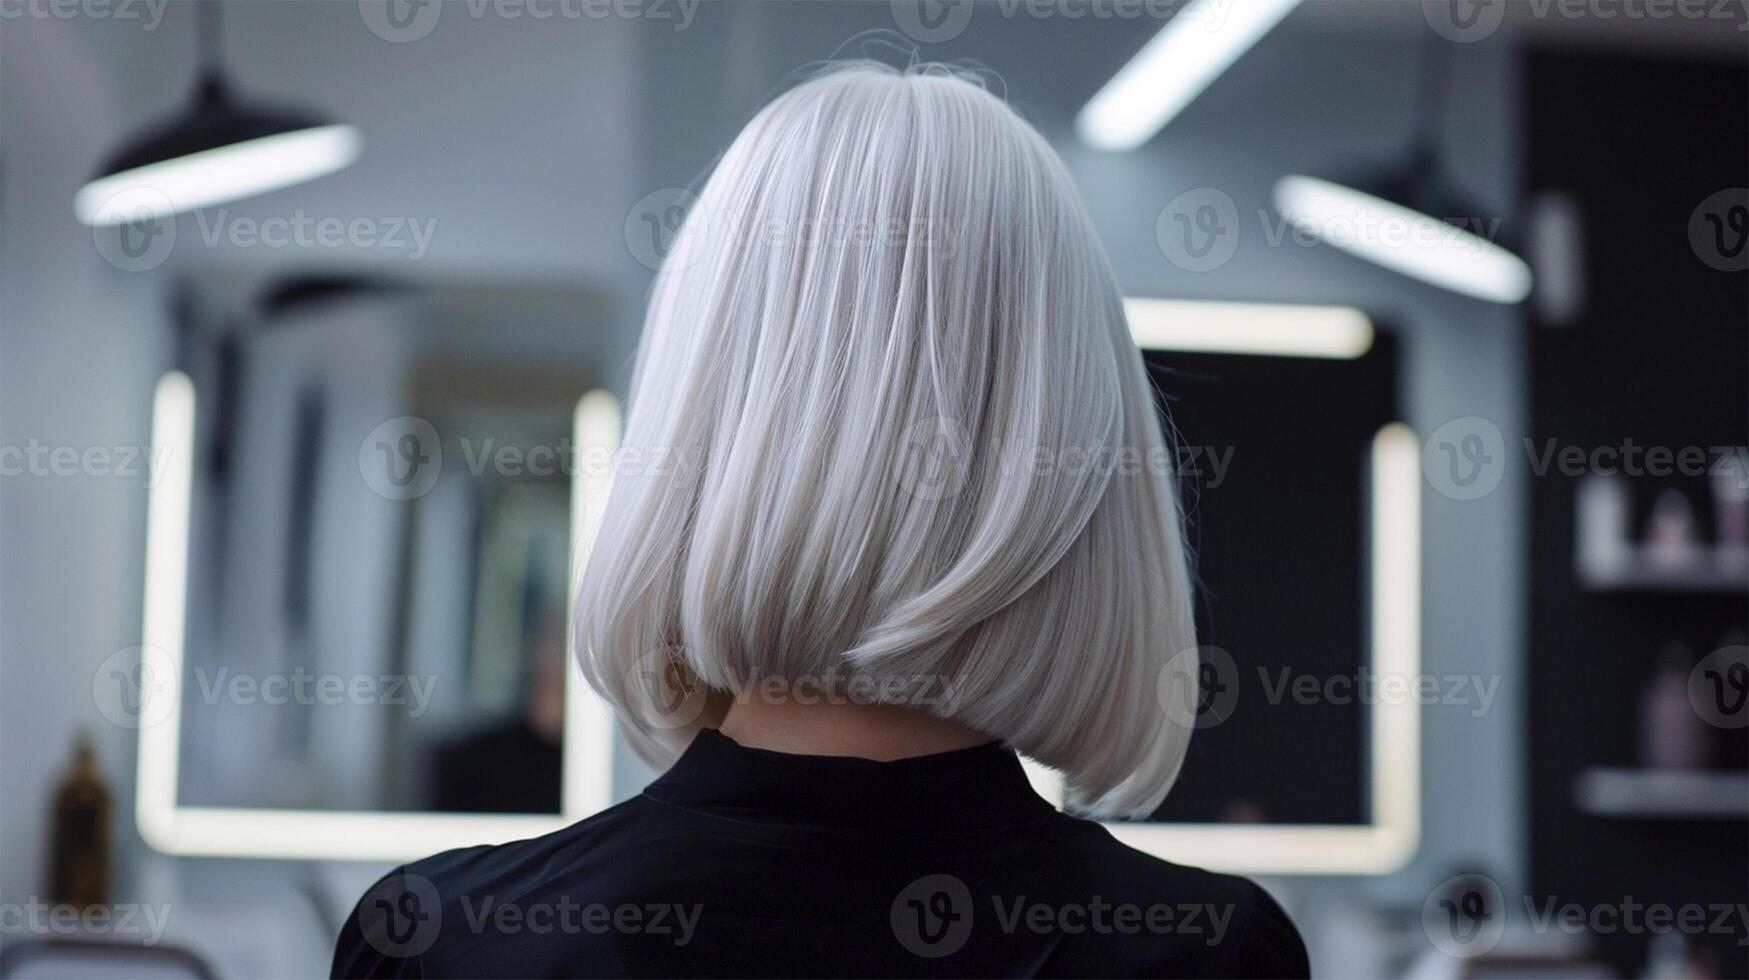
[[0, 6, 169, 929]]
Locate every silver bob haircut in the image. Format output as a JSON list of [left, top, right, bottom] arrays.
[[575, 62, 1198, 819]]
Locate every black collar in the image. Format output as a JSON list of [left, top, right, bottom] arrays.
[[644, 728, 1057, 831]]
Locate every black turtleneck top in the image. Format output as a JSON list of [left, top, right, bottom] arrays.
[[332, 729, 1309, 978]]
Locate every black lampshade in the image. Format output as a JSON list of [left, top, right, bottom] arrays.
[[1270, 36, 1534, 305], [76, 72, 359, 227]]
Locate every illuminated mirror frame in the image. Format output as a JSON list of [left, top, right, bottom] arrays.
[[136, 373, 620, 860], [139, 298, 1417, 871], [1015, 299, 1421, 875]]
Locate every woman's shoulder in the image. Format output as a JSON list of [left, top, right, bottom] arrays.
[[330, 794, 677, 978], [1022, 812, 1312, 978]]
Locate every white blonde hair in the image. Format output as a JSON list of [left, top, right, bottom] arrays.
[[575, 62, 1197, 819]]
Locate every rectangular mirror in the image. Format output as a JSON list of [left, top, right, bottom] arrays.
[[1026, 300, 1420, 875], [134, 281, 619, 859]]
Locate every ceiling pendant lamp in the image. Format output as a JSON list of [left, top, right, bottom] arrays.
[[1271, 42, 1533, 304], [75, 1, 360, 227]]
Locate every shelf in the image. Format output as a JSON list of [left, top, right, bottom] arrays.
[[1578, 545, 1748, 594], [1573, 767, 1749, 819]]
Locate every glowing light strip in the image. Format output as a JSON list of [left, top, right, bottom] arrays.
[[136, 372, 195, 852], [1366, 422, 1421, 863], [1077, 0, 1303, 151], [565, 391, 623, 817], [1273, 175, 1534, 305], [136, 376, 624, 860], [153, 808, 575, 862], [1125, 297, 1374, 359], [76, 125, 362, 226], [1022, 423, 1421, 875]]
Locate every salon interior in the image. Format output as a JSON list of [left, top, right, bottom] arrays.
[[1, 0, 1745, 976]]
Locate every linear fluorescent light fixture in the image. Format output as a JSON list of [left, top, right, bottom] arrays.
[[78, 121, 361, 227], [565, 390, 623, 818], [1077, 0, 1303, 151], [136, 376, 621, 860], [76, 1, 360, 227], [136, 371, 196, 851], [1274, 174, 1534, 304], [1022, 422, 1421, 874], [1125, 297, 1374, 359]]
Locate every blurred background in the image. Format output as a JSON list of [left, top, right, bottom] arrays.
[[1, 1, 1745, 977]]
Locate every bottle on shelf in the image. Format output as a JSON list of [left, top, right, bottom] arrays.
[[1644, 488, 1700, 572], [49, 733, 111, 912], [1576, 472, 1631, 581]]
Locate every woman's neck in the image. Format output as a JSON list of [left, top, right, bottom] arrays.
[[717, 696, 990, 761]]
